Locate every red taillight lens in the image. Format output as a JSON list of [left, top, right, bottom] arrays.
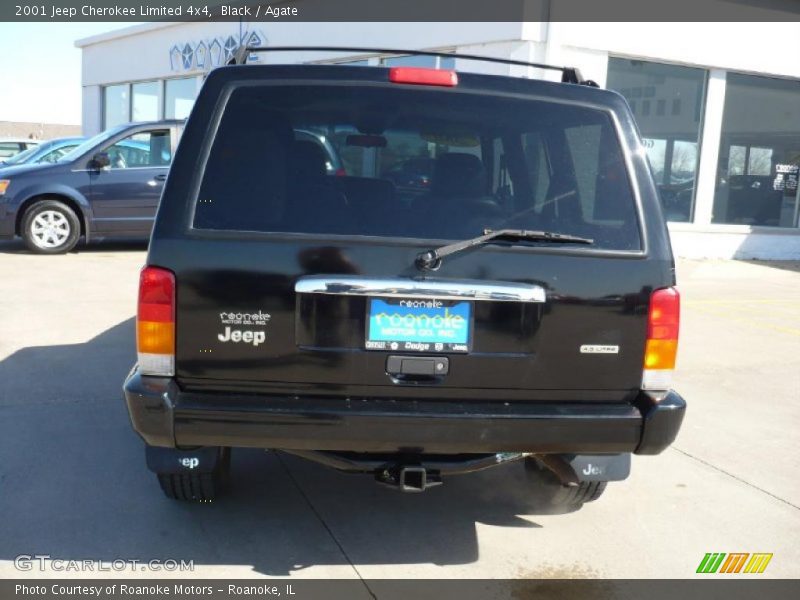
[[334, 167, 347, 177], [138, 267, 174, 323], [137, 266, 175, 375], [389, 67, 458, 87], [647, 287, 680, 341], [643, 287, 680, 390]]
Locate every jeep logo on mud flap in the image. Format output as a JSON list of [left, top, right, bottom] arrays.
[[218, 327, 266, 346], [180, 458, 199, 469], [582, 463, 603, 476]]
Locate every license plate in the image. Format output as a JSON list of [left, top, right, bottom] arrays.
[[365, 297, 472, 353]]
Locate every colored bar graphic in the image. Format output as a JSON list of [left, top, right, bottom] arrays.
[[732, 553, 749, 573], [697, 552, 772, 574], [744, 553, 773, 574], [709, 553, 725, 573], [720, 553, 749, 573], [697, 553, 725, 573]]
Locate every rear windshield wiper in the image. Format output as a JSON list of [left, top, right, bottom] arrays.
[[415, 228, 593, 271]]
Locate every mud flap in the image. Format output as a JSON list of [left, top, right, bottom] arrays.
[[569, 453, 631, 482], [145, 445, 223, 475]]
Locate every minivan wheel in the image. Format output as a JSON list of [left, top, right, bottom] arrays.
[[156, 448, 231, 502], [21, 200, 81, 254], [524, 457, 607, 507]]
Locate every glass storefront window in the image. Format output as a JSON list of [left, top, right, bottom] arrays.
[[607, 58, 708, 222], [103, 84, 129, 129], [383, 55, 437, 68], [165, 77, 197, 119], [132, 81, 160, 122], [382, 55, 454, 69], [712, 73, 800, 227], [334, 59, 370, 67]]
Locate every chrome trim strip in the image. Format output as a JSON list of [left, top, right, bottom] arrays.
[[295, 275, 545, 303]]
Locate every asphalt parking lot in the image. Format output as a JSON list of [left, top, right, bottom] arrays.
[[0, 239, 798, 581]]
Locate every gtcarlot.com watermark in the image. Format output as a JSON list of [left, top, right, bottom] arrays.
[[14, 554, 194, 573]]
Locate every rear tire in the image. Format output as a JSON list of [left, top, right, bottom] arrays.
[[552, 480, 607, 505], [524, 457, 607, 507], [21, 199, 81, 254], [156, 448, 231, 502]]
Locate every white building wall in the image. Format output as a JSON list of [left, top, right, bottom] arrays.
[[549, 22, 800, 81], [78, 21, 527, 87]]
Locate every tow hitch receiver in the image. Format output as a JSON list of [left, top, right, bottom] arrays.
[[280, 450, 527, 492], [376, 465, 443, 492]]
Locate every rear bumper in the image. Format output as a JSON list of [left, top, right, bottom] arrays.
[[123, 369, 686, 455]]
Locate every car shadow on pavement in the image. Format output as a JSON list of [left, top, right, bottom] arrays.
[[0, 318, 575, 577], [741, 259, 800, 274], [0, 240, 32, 253]]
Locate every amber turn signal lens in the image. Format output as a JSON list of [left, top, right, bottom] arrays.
[[137, 321, 175, 355], [644, 339, 678, 370]]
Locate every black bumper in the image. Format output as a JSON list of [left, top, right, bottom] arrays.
[[123, 369, 686, 455]]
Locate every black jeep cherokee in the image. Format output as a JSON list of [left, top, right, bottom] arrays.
[[124, 48, 686, 507]]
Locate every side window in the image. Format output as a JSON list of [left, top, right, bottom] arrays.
[[491, 137, 513, 205], [565, 124, 602, 220], [39, 146, 76, 164], [0, 142, 22, 158], [59, 145, 79, 158], [564, 123, 637, 226], [104, 130, 171, 169], [523, 132, 551, 210], [518, 120, 640, 249]]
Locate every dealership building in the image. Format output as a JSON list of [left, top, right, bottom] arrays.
[[76, 21, 800, 259]]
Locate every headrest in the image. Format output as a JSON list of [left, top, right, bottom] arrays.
[[431, 152, 487, 198], [290, 140, 327, 178]]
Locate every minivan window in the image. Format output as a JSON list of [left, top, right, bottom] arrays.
[[104, 130, 172, 169], [39, 145, 79, 164], [194, 85, 641, 250], [0, 142, 23, 159], [2, 144, 38, 165]]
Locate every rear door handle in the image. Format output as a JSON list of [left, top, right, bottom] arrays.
[[387, 355, 449, 380], [153, 173, 168, 182]]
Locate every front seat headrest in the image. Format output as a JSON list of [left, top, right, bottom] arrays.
[[431, 152, 487, 198], [290, 140, 328, 178]]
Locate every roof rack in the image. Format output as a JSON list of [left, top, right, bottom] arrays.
[[229, 46, 597, 86]]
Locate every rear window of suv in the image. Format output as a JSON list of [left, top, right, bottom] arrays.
[[193, 83, 641, 251]]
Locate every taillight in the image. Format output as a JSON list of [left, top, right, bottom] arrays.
[[334, 167, 347, 177], [388, 67, 458, 87], [642, 287, 680, 391], [137, 266, 175, 376]]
